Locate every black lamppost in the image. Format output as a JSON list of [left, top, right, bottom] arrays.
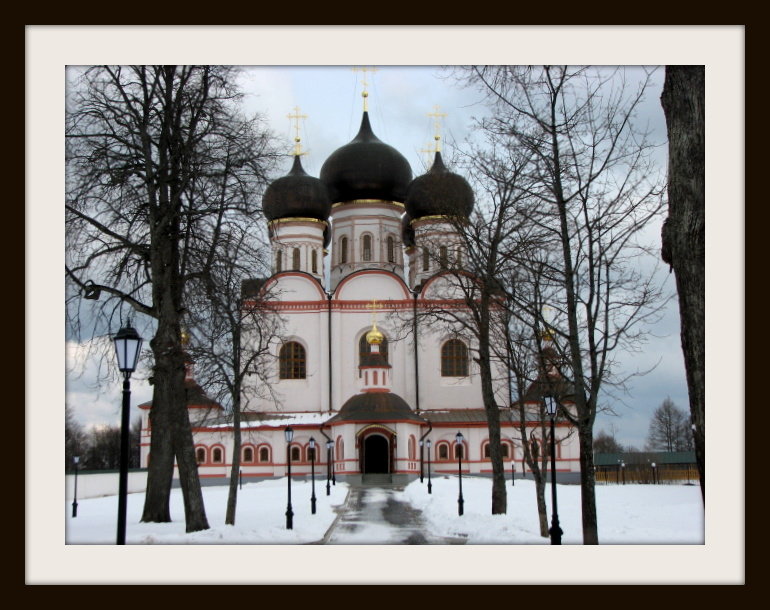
[[426, 439, 432, 494], [309, 437, 317, 515], [419, 439, 424, 483], [285, 426, 294, 529], [455, 431, 464, 516], [543, 395, 563, 545], [621, 461, 626, 485], [72, 456, 80, 518], [651, 461, 657, 485], [512, 460, 515, 487], [325, 439, 333, 496], [112, 324, 143, 545]]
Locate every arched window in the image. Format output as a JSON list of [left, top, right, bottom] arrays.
[[259, 446, 270, 463], [439, 245, 448, 269], [408, 436, 416, 461], [292, 247, 301, 271], [359, 333, 388, 365], [340, 236, 348, 264], [312, 249, 318, 274], [279, 341, 306, 379], [456, 247, 462, 267], [243, 447, 254, 463], [336, 437, 344, 461], [438, 443, 449, 460], [483, 443, 509, 459], [362, 234, 372, 261], [212, 447, 223, 463], [387, 236, 396, 263], [290, 446, 301, 462], [196, 447, 206, 464], [441, 339, 469, 377], [276, 250, 282, 273], [422, 247, 430, 271]]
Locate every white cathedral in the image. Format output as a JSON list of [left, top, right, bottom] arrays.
[[139, 101, 580, 485]]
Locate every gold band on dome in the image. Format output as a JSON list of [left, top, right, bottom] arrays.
[[410, 214, 469, 226], [332, 200, 405, 209], [268, 217, 329, 228]]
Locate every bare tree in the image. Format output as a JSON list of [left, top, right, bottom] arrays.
[[184, 235, 286, 525], [65, 406, 87, 471], [65, 65, 279, 532], [660, 65, 705, 500], [646, 397, 693, 452], [593, 429, 626, 454], [460, 66, 668, 544]]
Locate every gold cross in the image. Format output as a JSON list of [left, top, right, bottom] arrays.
[[352, 66, 378, 111], [287, 106, 308, 156], [366, 299, 382, 324], [420, 105, 447, 165]]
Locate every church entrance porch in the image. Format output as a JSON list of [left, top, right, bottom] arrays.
[[357, 425, 395, 476], [362, 433, 390, 473]]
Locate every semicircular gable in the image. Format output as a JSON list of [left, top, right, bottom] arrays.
[[263, 272, 327, 301], [335, 270, 411, 300], [421, 272, 476, 301]]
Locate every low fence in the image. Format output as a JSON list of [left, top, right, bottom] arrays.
[[595, 464, 699, 485], [65, 469, 148, 500]]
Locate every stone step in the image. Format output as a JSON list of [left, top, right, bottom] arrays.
[[362, 473, 392, 485]]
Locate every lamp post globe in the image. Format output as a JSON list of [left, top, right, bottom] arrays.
[[112, 324, 142, 545], [543, 395, 563, 545], [455, 431, 464, 516], [309, 437, 317, 515], [285, 426, 294, 529], [426, 439, 432, 494]]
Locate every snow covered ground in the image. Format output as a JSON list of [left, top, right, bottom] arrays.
[[64, 476, 704, 546], [65, 475, 705, 547], [32, 475, 741, 584]]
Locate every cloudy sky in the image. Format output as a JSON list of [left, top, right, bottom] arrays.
[[29, 27, 742, 457]]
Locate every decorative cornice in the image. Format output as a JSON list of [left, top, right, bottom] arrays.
[[332, 199, 405, 209], [268, 217, 329, 227]]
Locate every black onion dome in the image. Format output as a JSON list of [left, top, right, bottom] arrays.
[[328, 392, 424, 424], [320, 112, 413, 203], [401, 213, 415, 248], [262, 155, 331, 221], [405, 151, 474, 220]]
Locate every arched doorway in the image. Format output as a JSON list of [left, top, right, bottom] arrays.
[[363, 434, 390, 474]]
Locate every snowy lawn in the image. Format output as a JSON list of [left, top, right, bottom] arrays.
[[403, 476, 704, 544], [65, 475, 703, 545], [66, 478, 351, 545]]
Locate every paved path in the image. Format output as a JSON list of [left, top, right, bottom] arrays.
[[317, 484, 467, 545]]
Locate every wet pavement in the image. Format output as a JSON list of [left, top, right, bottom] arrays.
[[317, 483, 467, 545]]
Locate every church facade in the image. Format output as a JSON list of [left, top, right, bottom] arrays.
[[139, 106, 581, 485]]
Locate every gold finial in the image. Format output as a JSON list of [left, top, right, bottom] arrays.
[[352, 66, 378, 112], [427, 105, 447, 153], [365, 299, 384, 344], [181, 328, 191, 346], [287, 106, 308, 156]]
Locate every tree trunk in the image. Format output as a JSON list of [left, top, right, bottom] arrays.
[[226, 394, 242, 526], [478, 304, 507, 514], [577, 424, 599, 545], [660, 65, 706, 502], [535, 477, 548, 538]]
